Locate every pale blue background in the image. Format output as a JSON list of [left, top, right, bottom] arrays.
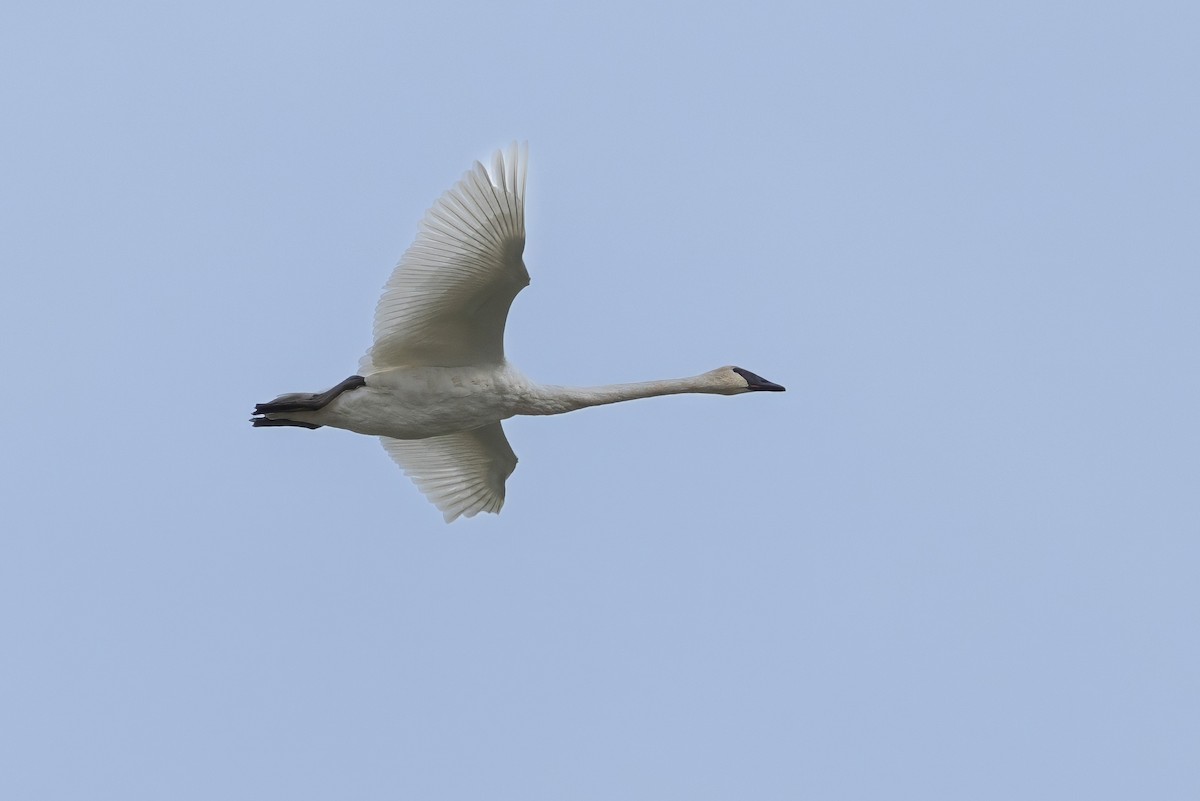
[[2, 2, 1198, 799]]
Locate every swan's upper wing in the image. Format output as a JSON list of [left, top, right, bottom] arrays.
[[361, 144, 529, 373], [381, 423, 518, 523]]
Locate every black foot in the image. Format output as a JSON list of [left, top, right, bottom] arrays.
[[254, 396, 321, 415], [253, 375, 367, 415], [251, 417, 323, 429], [250, 375, 367, 426]]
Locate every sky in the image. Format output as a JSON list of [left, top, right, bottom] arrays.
[[2, 1, 1198, 798]]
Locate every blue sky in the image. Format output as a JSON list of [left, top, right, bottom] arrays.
[[2, 2, 1198, 799]]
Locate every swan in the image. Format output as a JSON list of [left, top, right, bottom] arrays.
[[252, 144, 784, 522]]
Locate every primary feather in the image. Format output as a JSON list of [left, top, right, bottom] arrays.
[[381, 423, 518, 523], [361, 142, 529, 373]]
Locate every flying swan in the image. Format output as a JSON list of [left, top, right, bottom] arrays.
[[252, 144, 784, 521]]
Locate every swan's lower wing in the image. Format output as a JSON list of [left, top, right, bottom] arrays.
[[381, 423, 518, 523]]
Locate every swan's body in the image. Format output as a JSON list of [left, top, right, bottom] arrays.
[[253, 144, 784, 522]]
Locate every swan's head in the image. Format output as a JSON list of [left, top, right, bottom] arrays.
[[709, 366, 786, 394]]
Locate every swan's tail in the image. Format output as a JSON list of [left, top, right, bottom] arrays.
[[250, 375, 366, 429]]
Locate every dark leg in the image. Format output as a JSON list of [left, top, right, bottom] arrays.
[[250, 417, 323, 429], [252, 375, 367, 416]]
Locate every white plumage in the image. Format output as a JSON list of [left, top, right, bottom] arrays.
[[362, 144, 529, 373], [381, 424, 516, 521], [253, 144, 784, 522]]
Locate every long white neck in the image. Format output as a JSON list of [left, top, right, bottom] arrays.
[[519, 373, 730, 416]]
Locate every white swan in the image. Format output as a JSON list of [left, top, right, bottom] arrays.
[[252, 144, 784, 522]]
